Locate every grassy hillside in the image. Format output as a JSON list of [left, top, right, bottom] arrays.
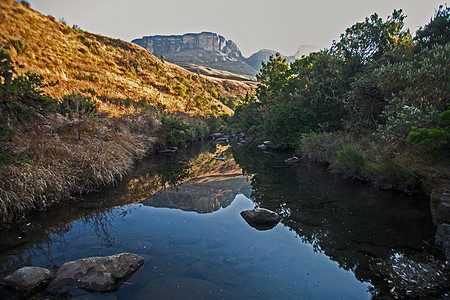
[[0, 0, 253, 116], [0, 0, 253, 226]]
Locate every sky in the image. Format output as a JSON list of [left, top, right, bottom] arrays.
[[27, 0, 446, 57]]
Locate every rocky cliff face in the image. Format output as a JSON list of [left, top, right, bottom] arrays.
[[132, 32, 256, 77], [133, 32, 243, 58], [132, 32, 320, 78]]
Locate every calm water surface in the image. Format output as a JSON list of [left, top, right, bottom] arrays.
[[0, 142, 439, 299]]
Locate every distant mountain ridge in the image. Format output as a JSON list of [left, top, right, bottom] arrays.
[[132, 32, 320, 78]]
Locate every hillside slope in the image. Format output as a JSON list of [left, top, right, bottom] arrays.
[[0, 0, 253, 116], [0, 0, 254, 225]]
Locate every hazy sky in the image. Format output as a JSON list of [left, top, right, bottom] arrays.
[[27, 0, 445, 57]]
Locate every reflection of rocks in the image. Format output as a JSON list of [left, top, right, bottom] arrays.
[[141, 175, 250, 213], [240, 208, 282, 230], [2, 266, 51, 291], [48, 253, 144, 293]]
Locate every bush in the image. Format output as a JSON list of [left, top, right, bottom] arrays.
[[331, 144, 366, 176], [161, 114, 198, 146], [406, 109, 450, 150], [299, 132, 340, 163], [173, 85, 186, 96], [363, 154, 419, 191], [58, 92, 98, 119], [0, 49, 56, 131]]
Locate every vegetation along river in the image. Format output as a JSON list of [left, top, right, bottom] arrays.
[[0, 142, 447, 299]]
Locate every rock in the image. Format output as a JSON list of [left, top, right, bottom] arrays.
[[214, 137, 229, 143], [211, 157, 227, 161], [240, 208, 282, 230], [132, 32, 258, 77], [257, 143, 267, 150], [48, 253, 144, 293], [2, 266, 51, 291], [285, 157, 300, 164], [209, 132, 224, 139], [159, 149, 177, 154], [258, 141, 274, 151]]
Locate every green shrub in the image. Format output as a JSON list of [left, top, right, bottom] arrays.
[[58, 92, 98, 119], [0, 49, 56, 126], [299, 132, 340, 163], [9, 39, 29, 56], [173, 85, 186, 96], [363, 154, 419, 190], [331, 144, 366, 176], [407, 126, 450, 148], [161, 114, 198, 146]]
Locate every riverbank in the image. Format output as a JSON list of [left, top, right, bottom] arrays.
[[0, 108, 209, 227], [296, 132, 450, 258]]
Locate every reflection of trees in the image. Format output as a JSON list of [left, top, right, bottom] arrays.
[[232, 145, 438, 297]]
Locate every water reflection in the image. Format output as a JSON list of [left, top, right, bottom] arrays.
[[232, 145, 441, 297], [0, 142, 446, 299]]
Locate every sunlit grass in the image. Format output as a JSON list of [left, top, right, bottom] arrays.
[[0, 0, 255, 224]]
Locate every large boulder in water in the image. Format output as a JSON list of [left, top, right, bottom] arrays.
[[240, 208, 282, 230], [2, 266, 51, 291], [48, 253, 144, 293]]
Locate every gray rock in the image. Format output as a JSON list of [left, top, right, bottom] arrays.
[[285, 157, 300, 163], [48, 253, 144, 293], [2, 266, 51, 291], [240, 208, 282, 230]]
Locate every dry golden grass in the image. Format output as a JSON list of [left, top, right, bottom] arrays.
[[0, 0, 254, 117], [0, 0, 255, 224], [0, 113, 159, 224]]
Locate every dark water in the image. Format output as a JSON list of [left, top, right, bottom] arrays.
[[0, 142, 442, 299]]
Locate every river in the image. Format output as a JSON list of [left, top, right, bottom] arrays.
[[0, 142, 446, 299]]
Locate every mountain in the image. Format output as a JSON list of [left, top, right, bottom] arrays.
[[246, 45, 321, 71], [133, 32, 258, 79], [133, 33, 320, 78]]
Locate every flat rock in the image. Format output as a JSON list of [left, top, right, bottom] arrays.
[[48, 253, 144, 293], [240, 208, 282, 230], [2, 266, 51, 291]]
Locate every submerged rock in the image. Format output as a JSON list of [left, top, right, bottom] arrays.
[[372, 254, 449, 298], [48, 253, 144, 293], [2, 266, 51, 291], [240, 208, 282, 230]]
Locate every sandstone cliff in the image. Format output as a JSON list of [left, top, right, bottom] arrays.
[[133, 32, 257, 77], [133, 32, 320, 78]]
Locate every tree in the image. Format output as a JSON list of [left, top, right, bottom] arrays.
[[415, 5, 450, 50], [331, 10, 409, 63], [256, 53, 290, 105]]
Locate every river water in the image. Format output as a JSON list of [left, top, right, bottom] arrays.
[[0, 142, 443, 299]]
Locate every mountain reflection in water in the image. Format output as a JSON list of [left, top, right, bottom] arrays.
[[0, 142, 446, 299]]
